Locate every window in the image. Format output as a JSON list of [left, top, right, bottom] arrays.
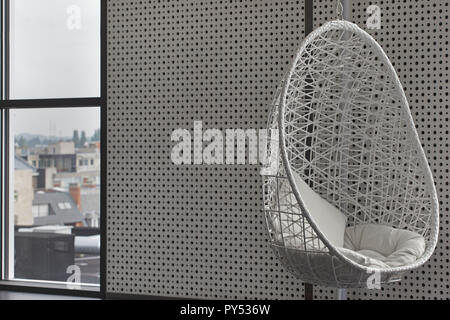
[[57, 202, 72, 210], [32, 204, 49, 218], [1, 0, 104, 293], [10, 0, 100, 99]]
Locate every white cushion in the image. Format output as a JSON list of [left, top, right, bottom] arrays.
[[337, 247, 390, 269], [338, 224, 426, 268], [292, 171, 348, 248]]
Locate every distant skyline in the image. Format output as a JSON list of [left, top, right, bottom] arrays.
[[12, 107, 100, 138]]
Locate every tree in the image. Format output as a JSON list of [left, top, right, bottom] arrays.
[[91, 128, 101, 141], [72, 130, 80, 147], [18, 136, 27, 148], [80, 131, 87, 147]]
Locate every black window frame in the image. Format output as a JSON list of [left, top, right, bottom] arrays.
[[0, 0, 107, 299]]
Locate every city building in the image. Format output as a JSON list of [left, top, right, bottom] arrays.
[[38, 153, 77, 173], [36, 167, 57, 190], [47, 141, 75, 155], [32, 190, 85, 227], [14, 155, 88, 227], [80, 187, 101, 228], [23, 141, 100, 176], [76, 151, 100, 173], [14, 156, 39, 226]]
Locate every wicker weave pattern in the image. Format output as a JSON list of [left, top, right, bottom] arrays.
[[262, 21, 439, 288]]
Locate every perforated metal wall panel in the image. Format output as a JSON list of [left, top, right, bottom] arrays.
[[313, 0, 450, 300], [106, 0, 309, 299], [107, 0, 449, 299]]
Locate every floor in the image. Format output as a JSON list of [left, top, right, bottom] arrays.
[[0, 291, 99, 300]]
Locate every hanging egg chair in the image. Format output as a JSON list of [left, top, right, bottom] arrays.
[[261, 20, 439, 288]]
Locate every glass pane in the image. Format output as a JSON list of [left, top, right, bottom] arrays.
[[10, 107, 101, 287], [10, 0, 101, 99], [0, 3, 2, 97]]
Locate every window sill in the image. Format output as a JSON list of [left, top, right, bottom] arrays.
[[0, 280, 100, 298]]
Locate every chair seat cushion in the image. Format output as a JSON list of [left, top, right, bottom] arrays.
[[292, 171, 348, 248], [338, 224, 426, 269]]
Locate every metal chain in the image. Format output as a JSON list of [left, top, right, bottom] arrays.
[[336, 0, 344, 20]]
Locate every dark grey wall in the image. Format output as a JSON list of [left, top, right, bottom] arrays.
[[107, 0, 449, 299], [313, 0, 450, 300], [107, 0, 309, 299]]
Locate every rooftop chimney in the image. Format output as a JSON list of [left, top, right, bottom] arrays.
[[69, 183, 81, 209]]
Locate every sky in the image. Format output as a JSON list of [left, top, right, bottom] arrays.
[[12, 107, 100, 138], [10, 0, 100, 99], [9, 0, 101, 139]]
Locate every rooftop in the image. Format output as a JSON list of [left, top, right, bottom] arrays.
[[15, 156, 38, 174], [33, 191, 85, 226]]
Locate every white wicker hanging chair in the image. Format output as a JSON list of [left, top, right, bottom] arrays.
[[261, 20, 439, 288]]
